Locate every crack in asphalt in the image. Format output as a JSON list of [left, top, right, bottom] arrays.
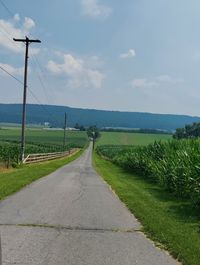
[[0, 223, 141, 233]]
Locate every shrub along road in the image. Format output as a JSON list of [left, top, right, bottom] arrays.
[[0, 144, 178, 265]]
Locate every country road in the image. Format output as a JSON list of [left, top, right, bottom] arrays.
[[0, 144, 179, 265]]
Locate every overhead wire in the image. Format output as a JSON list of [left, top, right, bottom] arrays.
[[0, 0, 55, 95], [0, 65, 23, 84], [0, 0, 59, 122], [0, 64, 56, 121], [29, 54, 54, 106], [0, 0, 14, 17], [27, 88, 56, 121], [0, 24, 22, 52]]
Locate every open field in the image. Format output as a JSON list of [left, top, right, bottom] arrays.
[[0, 123, 43, 128], [0, 128, 88, 166], [93, 152, 200, 265], [0, 128, 88, 147], [97, 132, 172, 146]]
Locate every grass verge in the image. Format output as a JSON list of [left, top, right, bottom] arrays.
[[93, 152, 200, 265], [0, 149, 83, 201]]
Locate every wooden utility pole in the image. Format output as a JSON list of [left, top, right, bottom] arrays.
[[13, 37, 41, 162], [63, 112, 67, 149], [92, 131, 95, 150]]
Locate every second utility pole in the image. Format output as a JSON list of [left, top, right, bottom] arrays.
[[63, 112, 67, 149], [13, 36, 41, 162]]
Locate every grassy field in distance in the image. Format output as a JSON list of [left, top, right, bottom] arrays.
[[0, 128, 88, 147], [97, 132, 172, 146]]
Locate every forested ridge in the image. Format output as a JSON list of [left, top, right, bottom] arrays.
[[1, 103, 200, 131]]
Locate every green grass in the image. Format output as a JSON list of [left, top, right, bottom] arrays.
[[0, 128, 88, 147], [0, 149, 82, 201], [93, 153, 200, 265], [97, 132, 172, 146], [0, 123, 43, 128]]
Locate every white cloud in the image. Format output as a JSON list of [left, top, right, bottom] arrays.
[[120, 49, 136, 59], [85, 55, 103, 68], [13, 14, 20, 22], [131, 75, 184, 89], [47, 53, 105, 89], [157, 75, 184, 84], [0, 14, 39, 54], [0, 63, 24, 76], [81, 0, 112, 19], [24, 17, 35, 30], [131, 79, 158, 88]]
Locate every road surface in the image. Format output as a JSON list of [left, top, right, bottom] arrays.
[[0, 144, 179, 265]]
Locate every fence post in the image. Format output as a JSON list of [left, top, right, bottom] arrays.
[[8, 156, 10, 168], [6, 156, 10, 169]]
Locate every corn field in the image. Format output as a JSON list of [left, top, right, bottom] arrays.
[[96, 139, 200, 207], [0, 141, 70, 166]]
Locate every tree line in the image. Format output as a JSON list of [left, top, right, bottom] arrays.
[[173, 122, 200, 139]]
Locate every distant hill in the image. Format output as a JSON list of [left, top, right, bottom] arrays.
[[0, 103, 200, 131]]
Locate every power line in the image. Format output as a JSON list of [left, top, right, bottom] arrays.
[[0, 64, 51, 115], [0, 1, 56, 106], [0, 27, 21, 52], [0, 0, 14, 17], [0, 27, 14, 42], [0, 65, 23, 84], [0, 2, 60, 126], [27, 88, 56, 119], [0, 14, 23, 53], [0, 46, 56, 122], [0, 63, 56, 122], [29, 55, 53, 106], [0, 0, 38, 41], [0, 4, 55, 105], [0, 0, 38, 43]]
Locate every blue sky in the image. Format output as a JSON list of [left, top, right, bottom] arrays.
[[1, 0, 200, 116]]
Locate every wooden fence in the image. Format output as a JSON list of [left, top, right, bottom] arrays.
[[23, 148, 79, 164]]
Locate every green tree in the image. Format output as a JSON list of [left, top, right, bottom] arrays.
[[173, 128, 185, 139], [87, 126, 100, 149], [173, 122, 200, 139]]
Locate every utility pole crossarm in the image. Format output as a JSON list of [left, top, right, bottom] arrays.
[[13, 38, 41, 43]]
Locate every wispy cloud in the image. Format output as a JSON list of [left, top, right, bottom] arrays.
[[131, 75, 184, 89], [157, 75, 184, 84], [0, 63, 24, 76], [81, 0, 112, 19], [120, 49, 136, 59], [131, 79, 158, 88], [47, 53, 105, 89], [0, 14, 39, 54]]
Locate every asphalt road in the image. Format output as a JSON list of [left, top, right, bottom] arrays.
[[0, 144, 179, 265]]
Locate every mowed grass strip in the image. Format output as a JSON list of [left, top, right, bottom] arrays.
[[97, 132, 172, 146], [93, 153, 200, 265], [0, 150, 82, 201]]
